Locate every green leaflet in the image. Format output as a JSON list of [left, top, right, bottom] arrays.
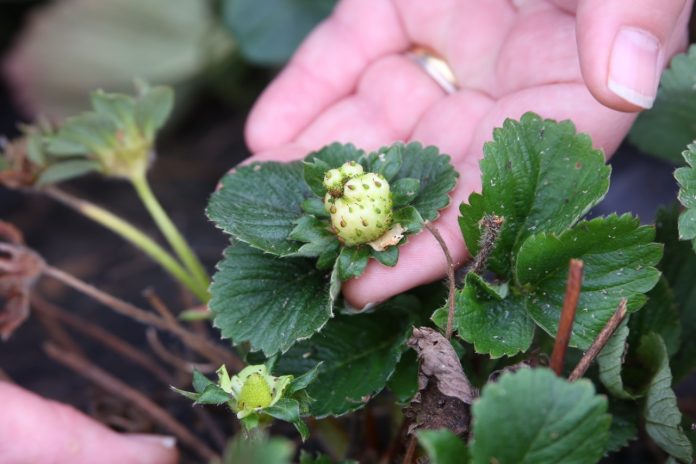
[[638, 333, 693, 463], [470, 368, 610, 464], [273, 297, 416, 418], [208, 161, 311, 256], [210, 243, 334, 356]]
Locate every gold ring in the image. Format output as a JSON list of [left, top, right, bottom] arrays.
[[407, 47, 459, 94]]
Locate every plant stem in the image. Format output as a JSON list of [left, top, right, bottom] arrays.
[[43, 186, 208, 302], [43, 342, 218, 460], [425, 222, 456, 340], [550, 259, 584, 375], [42, 264, 243, 371], [568, 298, 628, 381], [130, 172, 210, 294]]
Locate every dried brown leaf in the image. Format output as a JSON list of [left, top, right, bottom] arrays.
[[0, 222, 45, 339], [405, 327, 477, 436]]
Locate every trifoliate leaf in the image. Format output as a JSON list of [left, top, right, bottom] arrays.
[[470, 368, 610, 464], [516, 215, 661, 348], [629, 45, 696, 164], [210, 243, 333, 356], [433, 272, 535, 358], [638, 333, 693, 463], [417, 429, 468, 464], [460, 112, 610, 278], [222, 0, 335, 65], [653, 205, 696, 379], [208, 161, 311, 256], [597, 319, 636, 399], [274, 297, 416, 418]]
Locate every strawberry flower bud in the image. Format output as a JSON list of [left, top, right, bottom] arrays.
[[323, 162, 394, 247]]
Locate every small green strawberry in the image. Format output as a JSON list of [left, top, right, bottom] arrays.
[[237, 373, 273, 410], [217, 364, 293, 419], [323, 162, 394, 246]]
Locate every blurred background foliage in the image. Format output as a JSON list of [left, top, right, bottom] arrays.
[[0, 0, 335, 120]]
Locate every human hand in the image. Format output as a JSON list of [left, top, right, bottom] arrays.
[[245, 0, 692, 308], [0, 381, 178, 464]]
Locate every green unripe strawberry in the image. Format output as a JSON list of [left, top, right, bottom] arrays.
[[323, 160, 364, 197], [323, 162, 393, 246], [236, 373, 273, 410]]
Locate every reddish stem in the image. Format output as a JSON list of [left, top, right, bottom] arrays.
[[550, 259, 584, 375]]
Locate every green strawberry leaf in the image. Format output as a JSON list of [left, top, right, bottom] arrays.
[[638, 333, 693, 463], [460, 112, 610, 278], [360, 144, 403, 181], [387, 350, 418, 404], [653, 205, 696, 379], [597, 319, 637, 399], [470, 368, 610, 464], [629, 45, 696, 164], [516, 215, 661, 348], [208, 161, 311, 256], [391, 177, 421, 207], [433, 272, 535, 358], [606, 400, 639, 453], [210, 243, 334, 356], [417, 429, 469, 464], [273, 297, 416, 418]]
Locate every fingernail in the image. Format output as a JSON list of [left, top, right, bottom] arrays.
[[608, 27, 662, 109], [128, 434, 177, 449]]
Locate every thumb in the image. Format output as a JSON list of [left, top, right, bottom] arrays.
[[0, 381, 178, 464], [575, 0, 692, 111]]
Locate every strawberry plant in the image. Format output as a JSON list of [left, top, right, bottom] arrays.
[[5, 46, 696, 463]]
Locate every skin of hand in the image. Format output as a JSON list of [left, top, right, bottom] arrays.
[[245, 0, 693, 309], [0, 381, 178, 464]]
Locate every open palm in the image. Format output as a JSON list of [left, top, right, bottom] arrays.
[[246, 0, 691, 308]]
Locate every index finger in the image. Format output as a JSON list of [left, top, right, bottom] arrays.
[[244, 0, 409, 154]]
